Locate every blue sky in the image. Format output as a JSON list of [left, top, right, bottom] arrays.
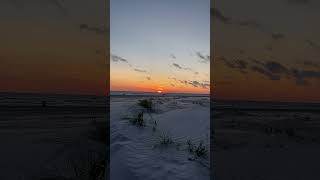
[[110, 0, 210, 93]]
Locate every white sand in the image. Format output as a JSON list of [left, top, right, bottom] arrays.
[[110, 96, 210, 180]]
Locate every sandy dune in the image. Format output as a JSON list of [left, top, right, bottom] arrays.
[[111, 96, 210, 180]]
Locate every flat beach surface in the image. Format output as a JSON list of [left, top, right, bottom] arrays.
[[213, 101, 320, 180], [0, 93, 108, 180]]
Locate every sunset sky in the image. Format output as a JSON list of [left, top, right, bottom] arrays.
[[110, 0, 210, 94], [2, 0, 319, 101], [211, 0, 320, 102], [0, 0, 108, 95]]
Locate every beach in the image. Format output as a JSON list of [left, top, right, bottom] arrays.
[[0, 93, 108, 180], [110, 94, 210, 180], [213, 100, 320, 180]]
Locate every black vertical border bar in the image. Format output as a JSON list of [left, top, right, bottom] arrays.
[[210, 0, 214, 179]]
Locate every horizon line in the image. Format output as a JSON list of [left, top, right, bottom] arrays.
[[110, 90, 210, 95]]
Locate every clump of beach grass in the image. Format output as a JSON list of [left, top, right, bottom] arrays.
[[138, 99, 153, 111], [129, 112, 146, 127], [159, 132, 173, 146], [187, 139, 194, 153], [152, 120, 157, 132], [194, 141, 208, 157], [187, 139, 208, 158], [65, 151, 106, 180]]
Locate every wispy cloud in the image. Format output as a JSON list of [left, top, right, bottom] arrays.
[[134, 68, 148, 73], [292, 69, 320, 86], [111, 54, 150, 74], [216, 56, 248, 73], [251, 59, 320, 86], [172, 63, 183, 69], [188, 80, 210, 89], [195, 51, 210, 63], [271, 33, 286, 40], [171, 62, 202, 77], [80, 24, 106, 34], [306, 40, 320, 50], [217, 55, 320, 86], [172, 63, 192, 71], [170, 54, 176, 59], [211, 8, 231, 24], [250, 59, 290, 80], [211, 7, 286, 40], [251, 66, 282, 80], [173, 78, 209, 89], [264, 61, 290, 74], [49, 0, 68, 16], [168, 76, 177, 81], [111, 54, 129, 63]]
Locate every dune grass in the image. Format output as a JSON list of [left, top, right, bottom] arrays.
[[66, 151, 106, 180], [152, 120, 157, 132], [187, 139, 208, 158], [128, 112, 146, 127], [138, 99, 153, 111], [43, 151, 106, 180], [194, 141, 208, 157], [127, 97, 209, 162], [159, 132, 174, 145]]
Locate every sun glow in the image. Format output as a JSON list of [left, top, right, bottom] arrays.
[[157, 90, 162, 94]]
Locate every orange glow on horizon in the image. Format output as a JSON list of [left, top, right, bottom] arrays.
[[111, 85, 209, 94], [110, 70, 209, 94], [110, 61, 210, 94]]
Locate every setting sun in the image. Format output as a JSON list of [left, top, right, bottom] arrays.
[[110, 0, 209, 95]]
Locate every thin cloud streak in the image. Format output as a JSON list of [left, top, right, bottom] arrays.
[[216, 56, 320, 86], [80, 24, 106, 34], [134, 68, 148, 73], [195, 51, 210, 63], [211, 7, 286, 40]]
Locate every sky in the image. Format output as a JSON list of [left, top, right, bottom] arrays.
[[2, 0, 318, 101], [0, 0, 108, 95], [110, 0, 210, 94], [211, 0, 320, 102]]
